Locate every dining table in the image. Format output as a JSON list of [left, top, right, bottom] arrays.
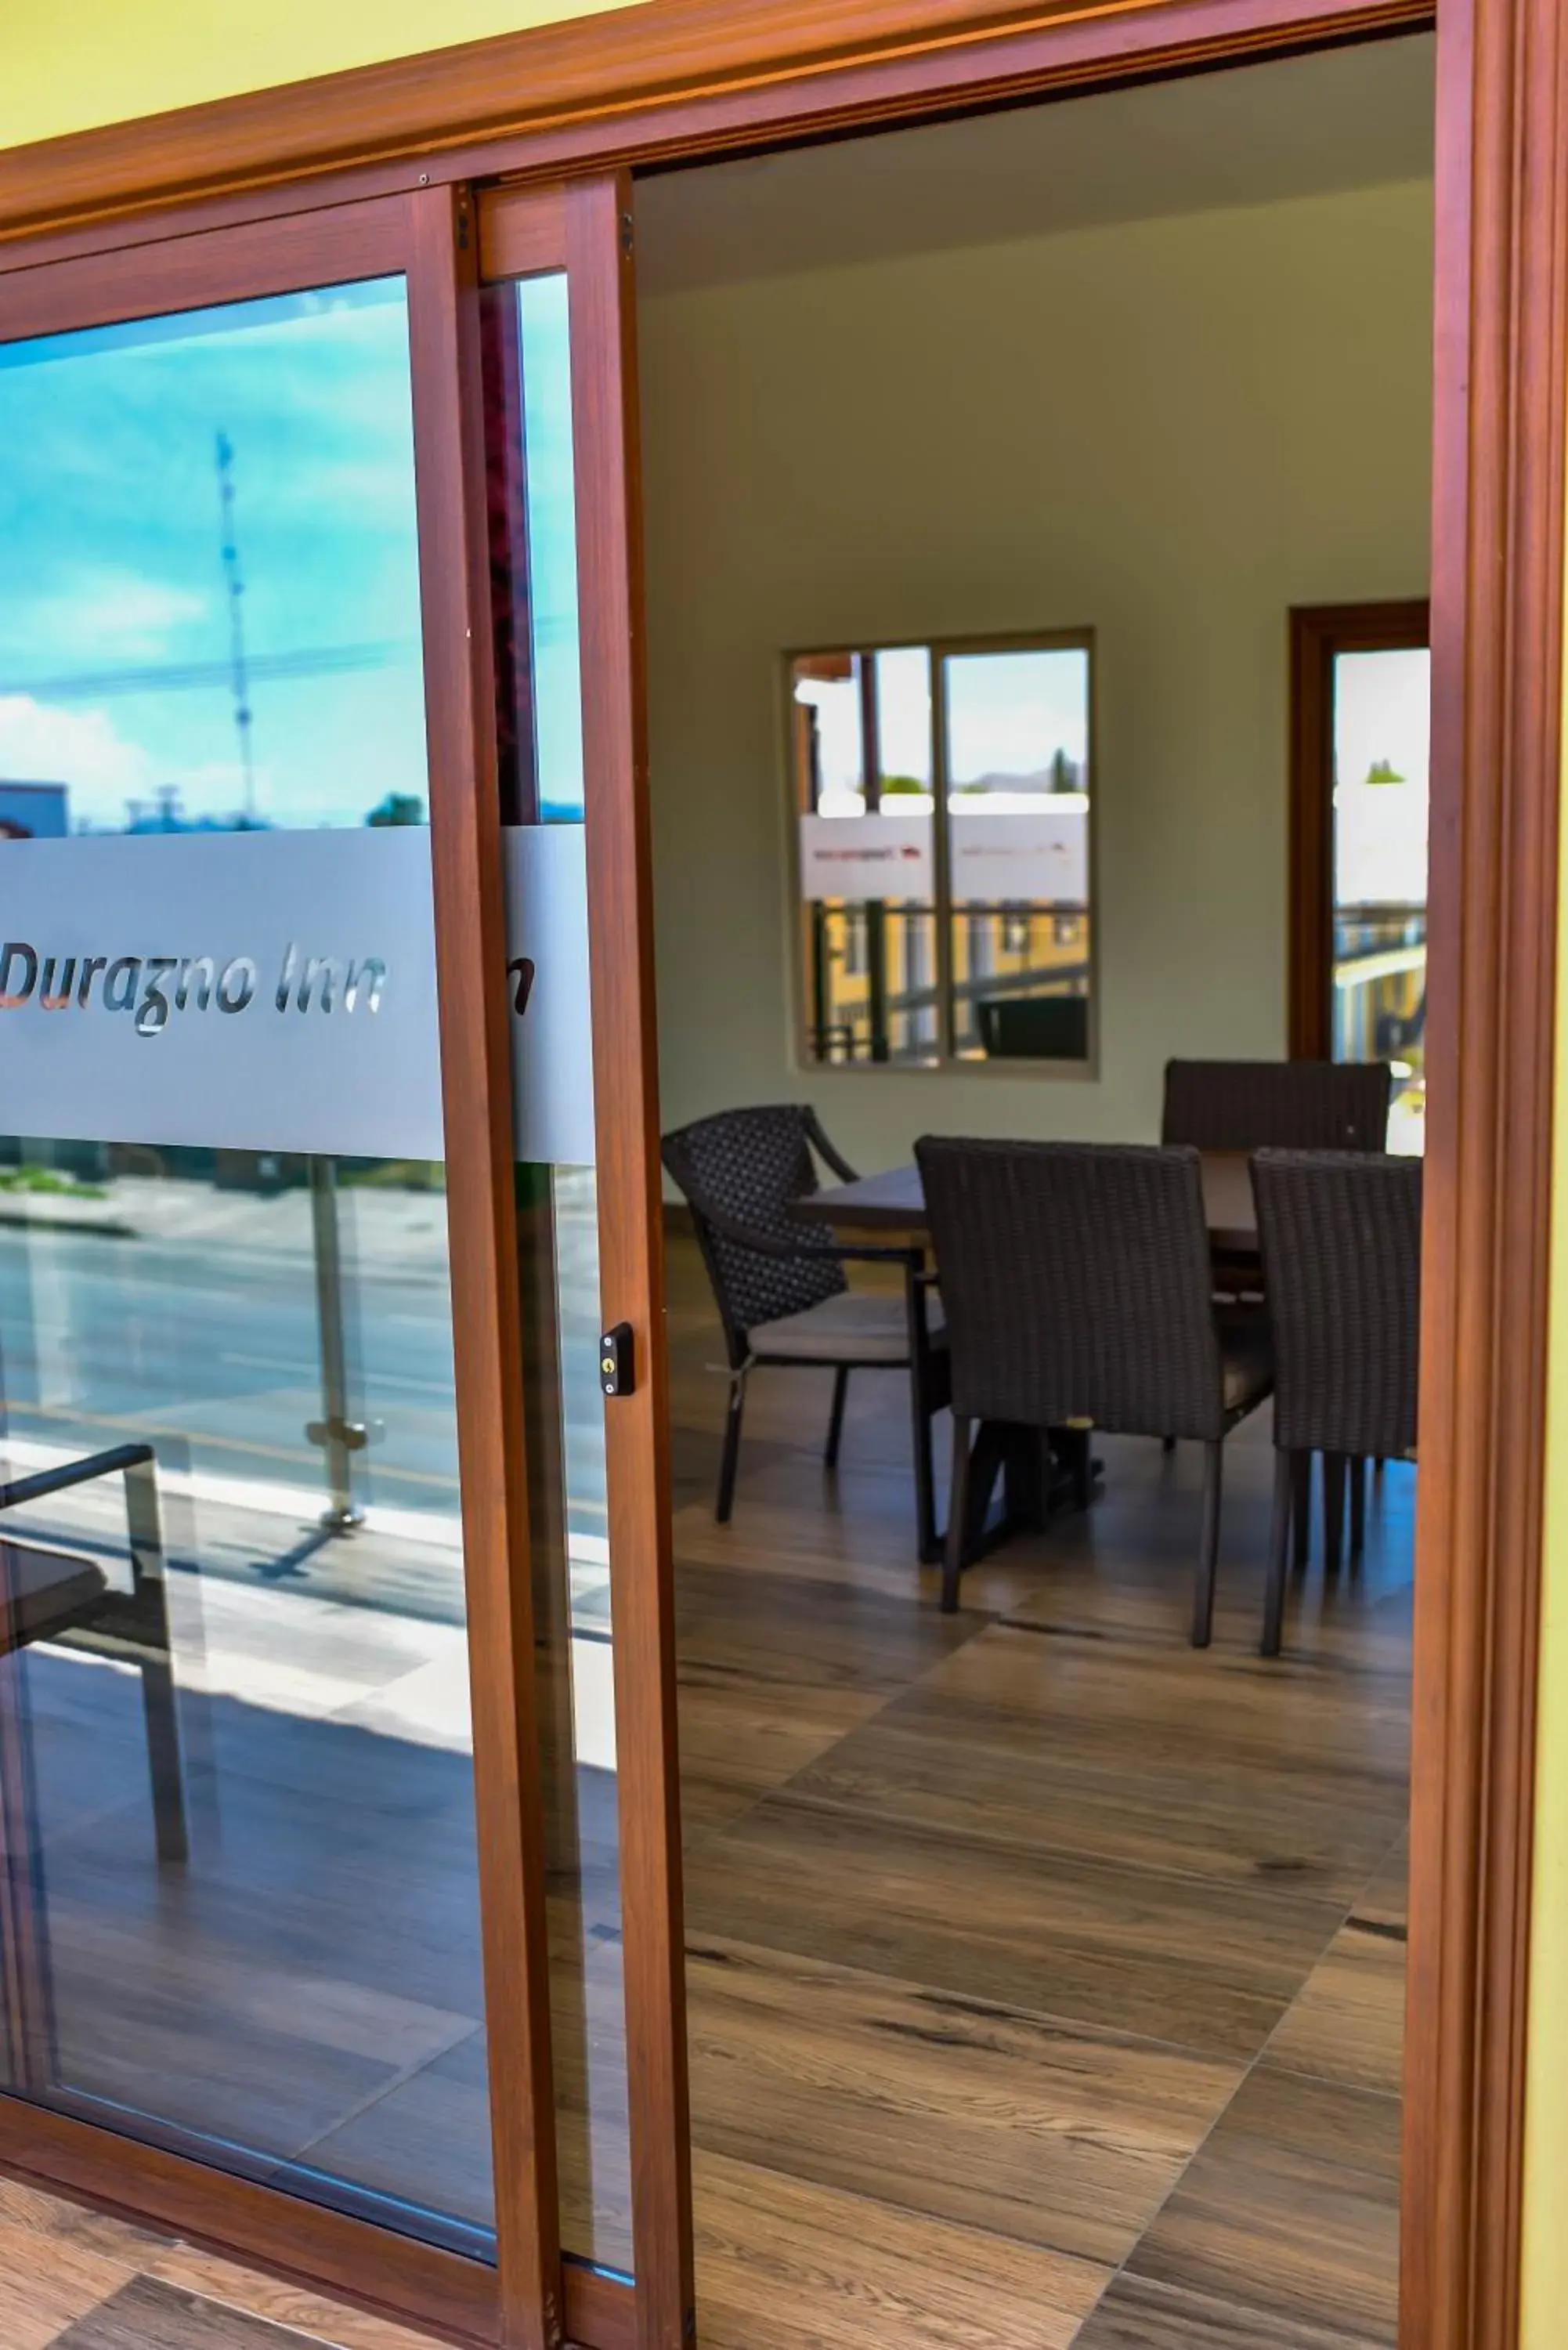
[[791, 1149, 1261, 1562], [791, 1149, 1259, 1255]]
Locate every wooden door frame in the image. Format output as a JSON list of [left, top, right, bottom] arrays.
[[0, 4, 1560, 2350], [1288, 597, 1432, 1059]]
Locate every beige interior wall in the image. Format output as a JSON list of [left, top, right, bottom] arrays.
[[638, 176, 1433, 1174]]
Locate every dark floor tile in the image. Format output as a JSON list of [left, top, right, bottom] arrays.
[[52, 2274, 326, 2348], [1126, 2062, 1400, 2343], [684, 1794, 1347, 2059], [1072, 2270, 1387, 2348]]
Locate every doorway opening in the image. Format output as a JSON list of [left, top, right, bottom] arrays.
[[640, 37, 1432, 2348]]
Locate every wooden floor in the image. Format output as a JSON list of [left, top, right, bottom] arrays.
[[3, 1237, 1410, 2349], [0, 2172, 445, 2349], [665, 1242, 1410, 2350]]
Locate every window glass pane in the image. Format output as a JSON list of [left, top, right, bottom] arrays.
[[1331, 646, 1429, 1154], [0, 280, 493, 2253], [942, 645, 1092, 1061], [486, 269, 631, 2277], [793, 648, 938, 1065]]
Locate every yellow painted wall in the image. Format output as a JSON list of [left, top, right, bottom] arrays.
[[0, 0, 637, 153]]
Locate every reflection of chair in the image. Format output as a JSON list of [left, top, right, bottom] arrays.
[[0, 1444, 186, 1864], [662, 1105, 948, 1559], [1162, 1058, 1392, 1152], [975, 996, 1089, 1061]]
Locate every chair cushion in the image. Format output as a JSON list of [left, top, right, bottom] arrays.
[[1216, 1304, 1274, 1415], [0, 1540, 109, 1656], [751, 1290, 945, 1365]]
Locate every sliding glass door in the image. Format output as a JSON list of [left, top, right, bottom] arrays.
[[479, 176, 693, 2350], [0, 180, 690, 2350], [0, 256, 498, 2246]]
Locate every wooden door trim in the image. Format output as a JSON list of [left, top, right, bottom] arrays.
[[1287, 598, 1430, 1060], [0, 190, 416, 333], [0, 0, 1430, 251], [481, 186, 570, 282], [408, 180, 565, 2350], [562, 171, 695, 2350], [1404, 0, 1568, 2343]]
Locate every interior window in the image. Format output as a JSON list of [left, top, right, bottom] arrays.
[[790, 633, 1093, 1067]]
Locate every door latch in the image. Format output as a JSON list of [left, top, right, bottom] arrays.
[[600, 1321, 635, 1398]]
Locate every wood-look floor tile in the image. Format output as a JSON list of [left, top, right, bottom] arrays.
[[685, 1795, 1346, 2059], [0, 2192, 145, 2350], [677, 1680, 891, 1845], [676, 1555, 976, 1700], [788, 1622, 1406, 1904], [692, 2148, 1107, 2350], [0, 2236, 129, 2350], [1070, 2270, 1387, 2348], [145, 2251, 446, 2350], [0, 2175, 160, 2266], [1269, 1841, 1407, 2098], [1125, 2062, 1400, 2344], [53, 2275, 331, 2345], [688, 1935, 1238, 2267], [983, 1440, 1415, 1662]]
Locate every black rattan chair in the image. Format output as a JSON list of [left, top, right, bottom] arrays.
[[662, 1106, 948, 1557], [916, 1137, 1273, 1640], [1162, 1058, 1393, 1153], [1250, 1150, 1422, 1657], [0, 1442, 186, 1863]]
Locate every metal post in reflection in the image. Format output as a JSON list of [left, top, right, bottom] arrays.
[[306, 1157, 366, 1533]]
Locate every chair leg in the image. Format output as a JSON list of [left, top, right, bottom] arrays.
[[139, 1648, 189, 1867], [1292, 1451, 1312, 1573], [909, 1361, 940, 1567], [1349, 1455, 1367, 1561], [1162, 1436, 1177, 1456], [1191, 1439, 1224, 1649], [1323, 1452, 1347, 1576], [1263, 1451, 1293, 1658], [0, 1650, 59, 2088], [1070, 1426, 1093, 1512], [124, 1456, 188, 1867], [825, 1365, 850, 1470], [941, 1416, 974, 1615], [717, 1368, 748, 1524]]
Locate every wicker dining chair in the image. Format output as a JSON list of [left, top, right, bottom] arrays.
[[0, 1441, 186, 1863], [1162, 1059, 1393, 1153], [1250, 1149, 1422, 1657], [662, 1105, 948, 1558], [916, 1137, 1273, 1640]]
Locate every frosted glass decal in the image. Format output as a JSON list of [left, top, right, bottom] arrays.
[[0, 825, 594, 1165]]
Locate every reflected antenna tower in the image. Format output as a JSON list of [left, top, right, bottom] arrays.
[[215, 430, 258, 824]]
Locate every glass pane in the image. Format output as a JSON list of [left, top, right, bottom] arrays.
[[485, 269, 631, 2276], [1331, 645, 1430, 1153], [792, 648, 938, 1065], [942, 645, 1092, 1062], [0, 281, 494, 2253]]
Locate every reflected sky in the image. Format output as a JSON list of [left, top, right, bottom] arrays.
[[0, 280, 427, 834]]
